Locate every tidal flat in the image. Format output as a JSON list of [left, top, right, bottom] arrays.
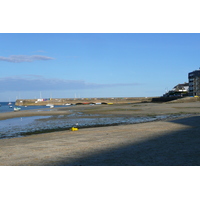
[[1, 102, 199, 139], [1, 102, 200, 165]]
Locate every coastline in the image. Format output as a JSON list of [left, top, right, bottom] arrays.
[[1, 101, 200, 166], [1, 101, 200, 120], [1, 102, 199, 139], [1, 114, 200, 166]]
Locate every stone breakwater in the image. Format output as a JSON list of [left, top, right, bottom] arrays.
[[15, 97, 153, 106], [15, 96, 200, 106]]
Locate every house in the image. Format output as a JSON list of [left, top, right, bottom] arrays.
[[163, 83, 189, 97], [172, 83, 189, 92]]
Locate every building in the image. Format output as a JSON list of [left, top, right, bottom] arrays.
[[163, 83, 188, 97], [172, 83, 189, 92], [188, 69, 200, 96]]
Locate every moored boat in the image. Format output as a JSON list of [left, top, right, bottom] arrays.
[[8, 100, 12, 105], [46, 104, 54, 108], [14, 107, 21, 111]]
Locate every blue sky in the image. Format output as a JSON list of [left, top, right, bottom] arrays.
[[0, 33, 200, 101]]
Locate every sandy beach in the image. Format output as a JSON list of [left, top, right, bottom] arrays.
[[1, 102, 200, 166]]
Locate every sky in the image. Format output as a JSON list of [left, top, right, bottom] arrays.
[[0, 33, 200, 101]]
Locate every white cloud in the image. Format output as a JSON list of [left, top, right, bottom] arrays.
[[0, 55, 54, 63], [0, 75, 139, 92]]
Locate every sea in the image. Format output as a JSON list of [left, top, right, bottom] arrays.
[[0, 102, 64, 113]]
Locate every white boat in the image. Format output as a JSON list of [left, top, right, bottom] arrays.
[[14, 107, 21, 111], [65, 103, 71, 106], [46, 104, 54, 108], [8, 99, 12, 105]]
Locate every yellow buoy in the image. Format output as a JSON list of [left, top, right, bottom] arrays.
[[70, 127, 78, 131]]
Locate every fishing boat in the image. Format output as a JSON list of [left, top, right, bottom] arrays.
[[14, 107, 21, 112]]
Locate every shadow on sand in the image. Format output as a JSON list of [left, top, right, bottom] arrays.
[[52, 116, 200, 166]]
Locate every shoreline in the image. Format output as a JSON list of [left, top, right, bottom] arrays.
[[1, 102, 198, 140], [1, 113, 200, 166], [0, 113, 194, 140], [1, 101, 200, 120], [1, 102, 200, 139], [1, 101, 200, 166]]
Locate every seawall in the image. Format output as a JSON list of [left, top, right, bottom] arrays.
[[15, 97, 154, 106]]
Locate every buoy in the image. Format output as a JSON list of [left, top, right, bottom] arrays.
[[70, 127, 78, 131]]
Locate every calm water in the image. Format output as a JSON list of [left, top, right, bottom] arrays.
[[0, 101, 72, 139], [0, 102, 66, 113]]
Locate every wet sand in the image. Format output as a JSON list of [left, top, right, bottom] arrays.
[[0, 108, 72, 120], [1, 102, 200, 166], [1, 101, 200, 120]]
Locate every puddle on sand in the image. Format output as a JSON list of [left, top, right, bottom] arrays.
[[0, 116, 50, 139], [0, 116, 49, 127]]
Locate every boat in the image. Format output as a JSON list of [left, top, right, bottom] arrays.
[[8, 99, 12, 105], [9, 105, 13, 108], [14, 107, 21, 112], [46, 104, 54, 108]]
